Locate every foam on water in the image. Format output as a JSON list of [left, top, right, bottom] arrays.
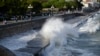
[[0, 30, 37, 50], [79, 12, 100, 33], [67, 46, 97, 56], [39, 17, 96, 56]]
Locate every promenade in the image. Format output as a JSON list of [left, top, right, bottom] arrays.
[[0, 11, 84, 26], [0, 16, 50, 26]]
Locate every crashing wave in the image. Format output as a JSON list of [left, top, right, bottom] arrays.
[[40, 17, 96, 56], [78, 11, 100, 33]]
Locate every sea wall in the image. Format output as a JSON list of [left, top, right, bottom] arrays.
[[0, 13, 84, 39], [0, 18, 46, 39]]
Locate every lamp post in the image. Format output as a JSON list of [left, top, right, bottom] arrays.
[[77, 0, 81, 2], [71, 6, 74, 12], [28, 4, 33, 20], [63, 5, 67, 14], [63, 5, 67, 9], [51, 5, 54, 16]]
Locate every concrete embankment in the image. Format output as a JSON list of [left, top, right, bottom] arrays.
[[0, 18, 46, 39], [0, 13, 84, 39]]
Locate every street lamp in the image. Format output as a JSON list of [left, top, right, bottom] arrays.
[[63, 5, 67, 14], [77, 0, 81, 2], [63, 5, 67, 9], [28, 4, 33, 20], [51, 5, 54, 16], [71, 6, 74, 12]]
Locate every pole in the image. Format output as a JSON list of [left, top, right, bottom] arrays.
[[28, 4, 33, 20]]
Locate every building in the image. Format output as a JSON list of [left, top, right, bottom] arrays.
[[82, 0, 98, 7]]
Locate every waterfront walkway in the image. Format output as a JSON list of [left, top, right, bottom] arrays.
[[0, 11, 84, 26], [0, 16, 50, 26]]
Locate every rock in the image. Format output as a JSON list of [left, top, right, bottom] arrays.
[[16, 33, 49, 56], [16, 47, 41, 54], [71, 51, 82, 56], [13, 51, 33, 56], [27, 33, 49, 48], [0, 45, 16, 56]]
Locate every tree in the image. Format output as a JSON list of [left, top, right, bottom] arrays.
[[4, 0, 28, 15], [42, 0, 66, 8], [0, 0, 5, 7], [75, 0, 83, 10], [0, 0, 29, 18], [0, 0, 8, 14], [31, 1, 42, 13], [42, 2, 51, 8], [42, 0, 58, 8], [54, 0, 66, 8], [4, 0, 19, 15], [18, 0, 28, 15]]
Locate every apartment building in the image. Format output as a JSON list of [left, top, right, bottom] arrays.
[[82, 0, 98, 7]]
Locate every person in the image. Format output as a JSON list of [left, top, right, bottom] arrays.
[[3, 20, 7, 25], [15, 17, 18, 22]]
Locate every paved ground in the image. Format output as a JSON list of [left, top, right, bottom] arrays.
[[0, 16, 50, 26], [0, 11, 82, 26], [0, 11, 98, 26], [0, 20, 28, 25]]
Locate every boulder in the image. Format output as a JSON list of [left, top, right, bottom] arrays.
[[16, 47, 41, 54], [0, 45, 16, 56], [27, 33, 49, 48]]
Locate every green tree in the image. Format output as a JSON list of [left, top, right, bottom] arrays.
[[5, 0, 28, 15], [31, 1, 42, 13], [4, 0, 19, 15], [18, 0, 28, 15], [42, 0, 66, 8], [68, 1, 77, 8], [0, 0, 5, 7], [54, 0, 66, 8], [42, 0, 57, 8], [42, 2, 51, 8], [74, 0, 83, 10]]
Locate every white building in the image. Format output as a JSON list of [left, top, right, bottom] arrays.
[[82, 0, 98, 7]]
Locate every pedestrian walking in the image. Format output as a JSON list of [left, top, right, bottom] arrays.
[[3, 20, 7, 25]]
